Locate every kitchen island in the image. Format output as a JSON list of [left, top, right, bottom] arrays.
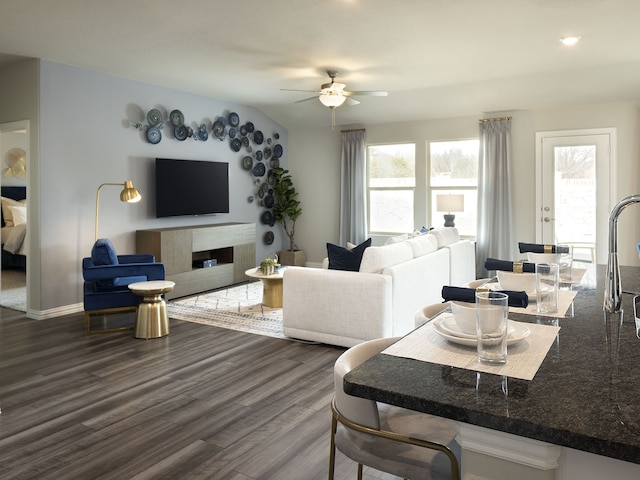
[[344, 265, 640, 479]]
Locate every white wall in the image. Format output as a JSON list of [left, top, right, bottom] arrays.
[[289, 104, 640, 267], [34, 61, 288, 312]]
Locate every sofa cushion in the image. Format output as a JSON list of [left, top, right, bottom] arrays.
[[359, 242, 413, 274], [407, 234, 438, 258], [327, 238, 372, 271], [384, 233, 409, 245], [429, 227, 460, 248]]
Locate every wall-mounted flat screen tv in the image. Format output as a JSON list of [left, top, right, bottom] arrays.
[[155, 158, 229, 218]]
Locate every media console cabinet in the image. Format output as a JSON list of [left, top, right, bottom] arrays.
[[136, 223, 256, 300]]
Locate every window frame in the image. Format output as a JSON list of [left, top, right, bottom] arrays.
[[366, 142, 416, 235]]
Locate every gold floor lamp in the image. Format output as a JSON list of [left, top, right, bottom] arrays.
[[94, 180, 141, 241]]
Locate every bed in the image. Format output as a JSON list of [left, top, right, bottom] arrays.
[[1, 186, 27, 269]]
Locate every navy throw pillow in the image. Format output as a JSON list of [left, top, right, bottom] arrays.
[[327, 238, 372, 271], [91, 238, 119, 265]]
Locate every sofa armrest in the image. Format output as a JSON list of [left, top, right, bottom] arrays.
[[282, 267, 393, 347]]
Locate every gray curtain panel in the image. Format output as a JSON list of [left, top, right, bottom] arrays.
[[340, 129, 367, 245], [476, 118, 514, 278]]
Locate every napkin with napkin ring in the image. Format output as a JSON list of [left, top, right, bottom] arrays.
[[485, 258, 536, 273], [518, 242, 570, 254], [441, 285, 529, 308]]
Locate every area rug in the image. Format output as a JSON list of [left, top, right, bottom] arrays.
[[167, 281, 286, 339], [1, 268, 26, 312]]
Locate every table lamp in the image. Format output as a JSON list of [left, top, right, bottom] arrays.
[[95, 180, 141, 241], [436, 194, 464, 227]]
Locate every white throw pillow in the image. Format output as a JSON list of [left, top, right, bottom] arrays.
[[8, 205, 27, 226], [384, 233, 409, 245]]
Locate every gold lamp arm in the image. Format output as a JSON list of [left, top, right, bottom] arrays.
[[94, 180, 141, 241]]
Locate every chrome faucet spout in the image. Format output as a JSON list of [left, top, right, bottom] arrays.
[[604, 194, 640, 313]]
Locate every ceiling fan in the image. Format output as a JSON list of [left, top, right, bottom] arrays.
[[282, 70, 388, 107], [282, 70, 388, 127]]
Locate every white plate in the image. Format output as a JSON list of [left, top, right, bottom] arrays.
[[438, 314, 516, 339], [432, 314, 531, 347]]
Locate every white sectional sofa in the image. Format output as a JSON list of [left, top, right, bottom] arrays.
[[282, 228, 475, 347]]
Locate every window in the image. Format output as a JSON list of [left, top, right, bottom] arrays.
[[367, 143, 415, 234], [429, 139, 479, 237]]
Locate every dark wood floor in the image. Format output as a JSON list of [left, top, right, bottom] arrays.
[[0, 307, 402, 479]]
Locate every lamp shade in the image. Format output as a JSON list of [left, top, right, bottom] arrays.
[[436, 194, 464, 213], [319, 93, 346, 108], [120, 180, 141, 203]]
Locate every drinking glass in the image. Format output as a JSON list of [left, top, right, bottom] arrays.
[[558, 244, 573, 282], [476, 291, 509, 364], [536, 263, 559, 314]]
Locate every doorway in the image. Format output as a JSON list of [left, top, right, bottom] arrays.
[[0, 120, 29, 312], [535, 128, 615, 264]]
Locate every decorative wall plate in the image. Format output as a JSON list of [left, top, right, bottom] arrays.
[[252, 162, 266, 177], [239, 125, 248, 136], [198, 126, 208, 141], [228, 112, 240, 127], [241, 136, 250, 147], [264, 194, 274, 208], [273, 144, 283, 158], [269, 158, 280, 169], [147, 109, 163, 126], [255, 150, 263, 161], [242, 156, 253, 170], [146, 127, 162, 144], [231, 138, 242, 152], [264, 231, 274, 245], [169, 109, 184, 126], [246, 122, 255, 133], [253, 130, 264, 145], [213, 121, 225, 137], [229, 127, 236, 138], [174, 125, 188, 141], [261, 210, 273, 225]]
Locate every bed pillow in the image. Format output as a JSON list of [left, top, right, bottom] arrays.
[[1, 196, 24, 227], [327, 238, 372, 271], [7, 205, 27, 226]]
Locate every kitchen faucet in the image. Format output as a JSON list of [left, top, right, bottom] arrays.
[[604, 194, 640, 313]]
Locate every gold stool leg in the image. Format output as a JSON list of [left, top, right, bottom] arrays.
[[134, 294, 170, 339]]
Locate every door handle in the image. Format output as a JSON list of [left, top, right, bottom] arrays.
[[544, 217, 553, 222]]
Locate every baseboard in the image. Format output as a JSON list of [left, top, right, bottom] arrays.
[[27, 302, 84, 320]]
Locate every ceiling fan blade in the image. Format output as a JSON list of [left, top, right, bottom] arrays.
[[345, 90, 389, 97], [345, 97, 360, 106], [294, 96, 319, 104], [281, 88, 321, 93]]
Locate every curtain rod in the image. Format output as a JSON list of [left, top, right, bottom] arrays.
[[340, 128, 366, 133], [478, 117, 512, 123]]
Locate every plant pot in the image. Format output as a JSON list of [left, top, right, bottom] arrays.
[[279, 250, 306, 267]]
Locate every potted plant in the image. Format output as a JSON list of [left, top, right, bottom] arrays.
[[272, 167, 305, 266], [259, 253, 280, 275]]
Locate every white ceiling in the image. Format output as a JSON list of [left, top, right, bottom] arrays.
[[2, 0, 640, 129]]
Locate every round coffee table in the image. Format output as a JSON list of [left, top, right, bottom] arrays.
[[128, 280, 175, 339], [245, 267, 285, 308]]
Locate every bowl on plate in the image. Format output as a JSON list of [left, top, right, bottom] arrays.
[[526, 252, 559, 264], [496, 270, 536, 292], [450, 301, 477, 335]]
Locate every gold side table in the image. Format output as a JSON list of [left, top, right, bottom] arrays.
[[128, 280, 175, 339], [244, 267, 285, 308]]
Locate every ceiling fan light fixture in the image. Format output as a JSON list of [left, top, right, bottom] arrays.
[[319, 93, 346, 108]]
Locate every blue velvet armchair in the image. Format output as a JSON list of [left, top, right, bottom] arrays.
[[83, 238, 165, 334]]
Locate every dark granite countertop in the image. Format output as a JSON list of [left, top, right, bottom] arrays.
[[344, 265, 640, 464]]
